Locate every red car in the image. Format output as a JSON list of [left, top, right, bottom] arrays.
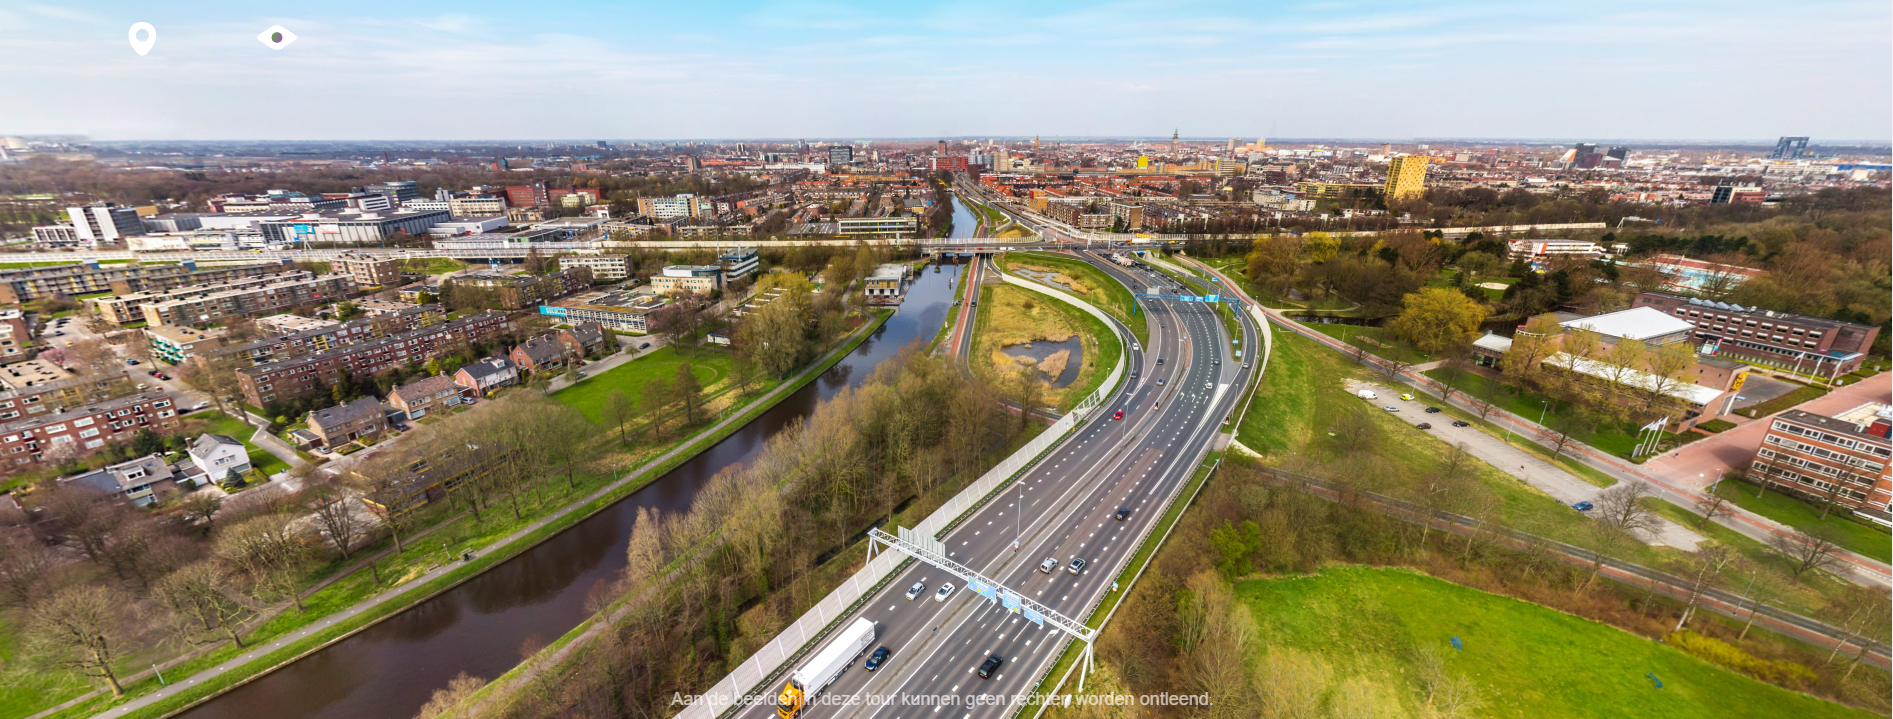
[[1112, 410, 1124, 420]]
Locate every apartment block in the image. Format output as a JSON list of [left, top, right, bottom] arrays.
[[237, 312, 509, 408], [334, 253, 403, 287], [200, 305, 443, 369], [65, 203, 147, 248], [1633, 291, 1881, 376], [0, 392, 179, 471], [0, 310, 31, 364], [558, 255, 634, 281], [0, 260, 285, 304], [447, 270, 584, 309], [1383, 155, 1429, 201], [145, 325, 227, 365], [0, 372, 137, 422], [142, 273, 354, 327], [1751, 404, 1893, 526], [95, 271, 318, 326], [448, 196, 508, 217], [637, 194, 701, 219]]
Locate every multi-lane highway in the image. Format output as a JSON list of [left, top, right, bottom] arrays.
[[735, 250, 1257, 719]]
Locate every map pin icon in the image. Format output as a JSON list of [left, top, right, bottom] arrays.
[[129, 22, 156, 56]]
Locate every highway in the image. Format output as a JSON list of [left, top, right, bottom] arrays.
[[735, 249, 1257, 719]]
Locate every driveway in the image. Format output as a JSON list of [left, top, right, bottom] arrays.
[[1347, 379, 1705, 551], [1644, 375, 1893, 493]]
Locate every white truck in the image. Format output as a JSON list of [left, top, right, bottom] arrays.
[[776, 617, 877, 718]]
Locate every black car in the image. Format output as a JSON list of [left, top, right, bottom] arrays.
[[978, 654, 1003, 679], [1424, 407, 1442, 414], [1451, 420, 1471, 428], [1416, 422, 1433, 430], [865, 646, 892, 671], [1156, 357, 1164, 365], [1114, 507, 1131, 521]]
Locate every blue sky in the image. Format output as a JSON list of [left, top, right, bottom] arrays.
[[1, 0, 1887, 142]]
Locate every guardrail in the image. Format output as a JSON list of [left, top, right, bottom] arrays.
[[682, 269, 1132, 719]]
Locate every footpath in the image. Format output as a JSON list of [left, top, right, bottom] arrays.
[[76, 313, 888, 719], [1180, 257, 1892, 588]]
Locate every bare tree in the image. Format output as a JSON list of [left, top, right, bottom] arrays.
[[307, 474, 364, 560], [22, 585, 139, 696], [1692, 485, 1732, 529], [153, 561, 255, 648], [1826, 584, 1893, 678], [1671, 543, 1736, 632], [215, 511, 312, 612], [1468, 396, 1497, 425], [1770, 526, 1842, 583], [174, 491, 225, 536], [672, 363, 705, 427], [1582, 482, 1658, 590], [0, 529, 59, 609], [603, 389, 636, 447], [1433, 357, 1471, 405], [413, 672, 487, 718]]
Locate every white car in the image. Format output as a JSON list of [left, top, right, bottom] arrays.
[[934, 583, 956, 602], [905, 581, 926, 600], [1039, 557, 1058, 573], [1382, 405, 1400, 413]]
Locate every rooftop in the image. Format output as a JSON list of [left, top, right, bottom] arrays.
[[1779, 407, 1893, 445], [1560, 307, 1694, 342]]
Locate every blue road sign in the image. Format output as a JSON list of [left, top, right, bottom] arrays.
[[971, 579, 993, 599], [1022, 607, 1046, 626], [1002, 591, 1022, 613]]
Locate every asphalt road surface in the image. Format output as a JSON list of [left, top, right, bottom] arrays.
[[734, 249, 1258, 719]]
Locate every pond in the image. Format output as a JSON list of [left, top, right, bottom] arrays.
[[999, 336, 1083, 389]]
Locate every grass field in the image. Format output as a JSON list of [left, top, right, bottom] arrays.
[[403, 257, 467, 276], [970, 283, 1117, 410], [1239, 565, 1871, 719], [1002, 251, 1148, 345], [1303, 322, 1436, 362], [1425, 367, 1685, 458], [554, 346, 731, 423], [1712, 482, 1893, 563]]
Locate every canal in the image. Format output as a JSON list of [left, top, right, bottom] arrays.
[[179, 226, 973, 719]]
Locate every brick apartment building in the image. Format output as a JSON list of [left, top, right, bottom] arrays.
[[0, 372, 138, 422], [1751, 403, 1893, 526], [0, 392, 180, 471], [447, 270, 585, 310], [0, 260, 287, 304], [334, 253, 403, 288], [237, 312, 509, 408], [143, 273, 355, 327], [1633, 291, 1881, 376], [0, 310, 31, 364]]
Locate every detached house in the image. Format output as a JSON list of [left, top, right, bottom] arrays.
[[453, 357, 518, 396], [188, 433, 251, 482], [388, 375, 471, 420], [509, 336, 570, 374], [306, 397, 390, 449], [63, 454, 185, 506], [557, 321, 607, 357]]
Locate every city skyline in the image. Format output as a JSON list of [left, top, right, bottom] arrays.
[[1, 0, 1888, 142]]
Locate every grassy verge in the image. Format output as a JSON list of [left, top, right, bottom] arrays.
[[1235, 565, 1873, 719], [52, 312, 894, 719], [1712, 482, 1893, 564], [1002, 252, 1148, 346]]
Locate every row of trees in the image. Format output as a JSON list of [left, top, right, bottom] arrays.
[[425, 347, 1014, 719]]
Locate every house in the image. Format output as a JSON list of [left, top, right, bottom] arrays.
[[306, 397, 390, 449], [557, 321, 606, 357], [509, 336, 571, 374], [453, 357, 518, 395], [187, 433, 252, 482], [63, 454, 183, 507], [388, 375, 470, 420]]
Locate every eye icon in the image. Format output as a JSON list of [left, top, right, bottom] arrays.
[[257, 25, 297, 50]]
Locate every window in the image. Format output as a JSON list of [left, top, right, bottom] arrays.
[[78, 428, 99, 438], [73, 417, 94, 427], [83, 439, 103, 449]]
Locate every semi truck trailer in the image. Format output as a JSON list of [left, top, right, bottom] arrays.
[[776, 617, 877, 718]]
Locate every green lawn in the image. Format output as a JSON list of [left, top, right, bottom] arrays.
[[1425, 367, 1684, 459], [1239, 565, 1871, 719], [1002, 251, 1149, 345], [553, 346, 731, 423], [1713, 482, 1893, 563], [1303, 322, 1436, 363]]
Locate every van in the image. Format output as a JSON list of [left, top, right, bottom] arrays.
[[1356, 390, 1377, 401]]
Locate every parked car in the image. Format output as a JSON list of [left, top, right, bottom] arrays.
[[934, 583, 955, 602], [1424, 407, 1442, 414], [865, 647, 892, 671], [978, 654, 1003, 679], [1039, 557, 1058, 573], [155, 373, 170, 381], [639, 342, 651, 349], [1399, 393, 1414, 401], [1416, 423, 1433, 430], [1114, 507, 1131, 520], [1571, 501, 1595, 512], [1451, 420, 1471, 428], [125, 358, 140, 365], [1067, 557, 1087, 575], [1381, 405, 1399, 412], [905, 581, 926, 600]]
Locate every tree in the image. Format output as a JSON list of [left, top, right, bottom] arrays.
[[1692, 485, 1732, 529], [175, 491, 224, 535], [603, 389, 636, 446], [1433, 357, 1471, 405], [0, 530, 58, 609], [1671, 543, 1736, 632], [307, 474, 364, 560], [1500, 313, 1561, 390], [1827, 584, 1892, 678], [641, 377, 671, 439], [671, 363, 705, 426], [23, 585, 138, 696], [153, 561, 254, 648], [1770, 526, 1842, 582], [181, 355, 246, 419], [1387, 287, 1490, 357], [415, 672, 487, 718], [215, 511, 312, 612], [1582, 482, 1659, 590]]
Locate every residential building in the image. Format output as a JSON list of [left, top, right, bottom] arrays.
[[719, 247, 760, 280], [0, 262, 292, 304], [1771, 136, 1810, 160], [1294, 181, 1381, 199], [142, 273, 354, 327], [650, 265, 723, 294], [509, 336, 571, 374], [1710, 185, 1766, 204], [254, 313, 340, 334], [259, 209, 450, 246], [0, 310, 30, 365], [361, 180, 419, 203], [558, 255, 633, 281], [1383, 155, 1428, 201], [32, 225, 81, 247], [94, 271, 315, 325], [0, 392, 179, 471], [387, 375, 470, 420], [306, 397, 390, 449], [828, 145, 854, 165], [638, 194, 702, 220], [235, 312, 509, 408], [446, 270, 584, 309], [863, 264, 908, 297], [104, 261, 292, 296], [1506, 239, 1604, 263], [65, 203, 147, 248], [145, 325, 226, 364], [211, 191, 348, 214], [0, 372, 137, 422], [63, 454, 181, 507], [539, 292, 665, 334], [505, 183, 551, 209], [453, 357, 518, 396], [1108, 202, 1144, 230], [835, 216, 918, 237], [199, 305, 443, 370], [1751, 404, 1893, 526], [187, 434, 251, 482], [334, 253, 403, 287], [929, 156, 969, 172], [1632, 291, 1881, 376], [448, 195, 508, 217], [557, 321, 606, 357]]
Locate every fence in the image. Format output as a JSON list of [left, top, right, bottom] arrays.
[[679, 270, 1131, 719]]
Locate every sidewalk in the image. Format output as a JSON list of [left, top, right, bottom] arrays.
[[1643, 376, 1892, 492], [82, 310, 887, 719]]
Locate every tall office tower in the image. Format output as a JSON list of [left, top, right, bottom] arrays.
[[65, 202, 146, 248], [1226, 138, 1237, 152], [1772, 136, 1809, 159], [1382, 155, 1429, 201], [828, 145, 854, 165], [937, 140, 948, 155]]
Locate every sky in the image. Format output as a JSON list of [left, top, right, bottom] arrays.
[[0, 0, 1888, 142]]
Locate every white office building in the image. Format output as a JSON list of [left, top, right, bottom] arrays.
[[65, 203, 146, 248]]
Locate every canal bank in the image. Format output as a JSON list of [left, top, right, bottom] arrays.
[[137, 267, 965, 719]]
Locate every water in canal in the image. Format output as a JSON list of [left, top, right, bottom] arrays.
[[179, 239, 970, 719]]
